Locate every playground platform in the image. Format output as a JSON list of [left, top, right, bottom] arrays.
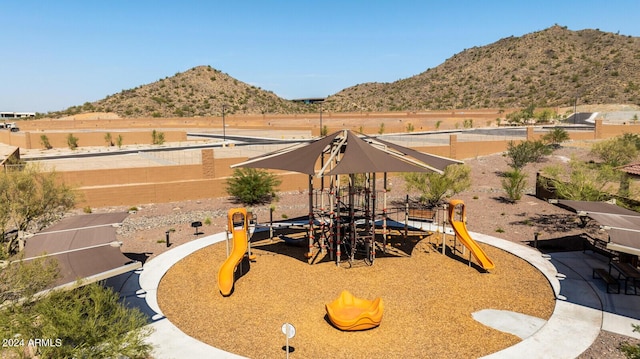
[[108, 227, 640, 359]]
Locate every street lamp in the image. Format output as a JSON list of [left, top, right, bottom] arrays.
[[573, 97, 578, 124], [222, 104, 226, 143], [319, 105, 323, 137]]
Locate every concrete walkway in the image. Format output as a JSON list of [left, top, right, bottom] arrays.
[[111, 229, 640, 359]]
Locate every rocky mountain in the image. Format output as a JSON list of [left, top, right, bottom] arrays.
[[325, 25, 640, 112], [55, 66, 309, 118], [51, 25, 640, 118]]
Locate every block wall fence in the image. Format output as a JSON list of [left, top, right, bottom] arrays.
[[51, 120, 640, 208]]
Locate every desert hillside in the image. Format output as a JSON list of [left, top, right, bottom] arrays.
[[46, 25, 640, 118]]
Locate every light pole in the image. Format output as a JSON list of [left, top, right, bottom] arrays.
[[319, 105, 323, 137], [222, 104, 226, 143], [573, 97, 578, 124]]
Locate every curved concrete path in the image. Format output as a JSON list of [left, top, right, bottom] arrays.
[[114, 229, 640, 359]]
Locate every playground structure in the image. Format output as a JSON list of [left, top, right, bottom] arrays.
[[325, 290, 384, 331], [233, 129, 464, 267], [218, 208, 252, 296]]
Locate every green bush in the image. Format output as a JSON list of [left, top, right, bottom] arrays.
[[621, 325, 640, 358], [541, 127, 570, 147], [403, 164, 471, 206], [66, 133, 79, 150], [104, 132, 114, 146], [5, 283, 152, 358], [501, 168, 527, 202], [226, 168, 281, 205], [40, 134, 52, 149], [151, 129, 165, 145], [506, 140, 552, 170]]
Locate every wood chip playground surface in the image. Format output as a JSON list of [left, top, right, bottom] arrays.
[[157, 231, 555, 358]]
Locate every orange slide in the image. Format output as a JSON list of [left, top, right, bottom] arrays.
[[448, 199, 495, 271], [218, 208, 249, 296]]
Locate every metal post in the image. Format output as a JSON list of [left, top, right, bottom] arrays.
[[165, 230, 170, 248], [222, 104, 226, 143], [319, 105, 323, 136]]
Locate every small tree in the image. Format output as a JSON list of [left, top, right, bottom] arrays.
[[590, 134, 639, 167], [541, 160, 618, 201], [378, 123, 385, 135], [40, 134, 52, 149], [403, 164, 471, 206], [226, 168, 281, 205], [67, 133, 79, 150], [0, 165, 75, 254], [321, 125, 328, 136], [116, 134, 124, 148], [505, 140, 552, 170], [104, 132, 114, 146]]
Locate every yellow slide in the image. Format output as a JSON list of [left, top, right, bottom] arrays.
[[218, 208, 249, 296], [448, 199, 495, 271]]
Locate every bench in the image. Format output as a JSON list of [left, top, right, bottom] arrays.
[[593, 267, 620, 294]]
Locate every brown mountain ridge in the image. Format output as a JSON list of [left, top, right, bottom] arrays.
[[54, 25, 640, 118]]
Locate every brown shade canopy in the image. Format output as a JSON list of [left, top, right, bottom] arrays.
[[232, 130, 463, 177], [556, 199, 640, 256]]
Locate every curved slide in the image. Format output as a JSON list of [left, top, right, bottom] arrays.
[[218, 208, 249, 296], [448, 199, 495, 271]]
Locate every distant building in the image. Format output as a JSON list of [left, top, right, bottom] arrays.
[[0, 112, 35, 119], [290, 98, 325, 105]]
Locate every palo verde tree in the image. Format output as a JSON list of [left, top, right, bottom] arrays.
[[0, 165, 75, 256], [590, 133, 640, 197], [226, 168, 281, 205], [0, 276, 152, 359], [541, 158, 618, 202], [403, 164, 471, 207]]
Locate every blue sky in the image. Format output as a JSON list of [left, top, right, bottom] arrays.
[[2, 0, 640, 113]]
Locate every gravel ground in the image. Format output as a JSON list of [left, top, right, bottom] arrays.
[[97, 144, 640, 357]]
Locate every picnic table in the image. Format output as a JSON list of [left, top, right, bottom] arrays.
[[609, 261, 640, 295]]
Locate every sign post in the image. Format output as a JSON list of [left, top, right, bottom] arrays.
[[281, 323, 296, 358]]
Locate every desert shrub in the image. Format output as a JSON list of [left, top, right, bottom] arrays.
[[541, 127, 570, 147], [226, 168, 281, 205], [621, 325, 640, 358], [505, 140, 552, 170], [501, 168, 527, 202], [67, 133, 79, 150], [590, 134, 640, 167], [151, 130, 165, 145], [541, 160, 618, 201], [40, 134, 52, 149], [104, 132, 114, 146], [3, 283, 152, 359], [406, 122, 414, 132], [403, 164, 471, 206]]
